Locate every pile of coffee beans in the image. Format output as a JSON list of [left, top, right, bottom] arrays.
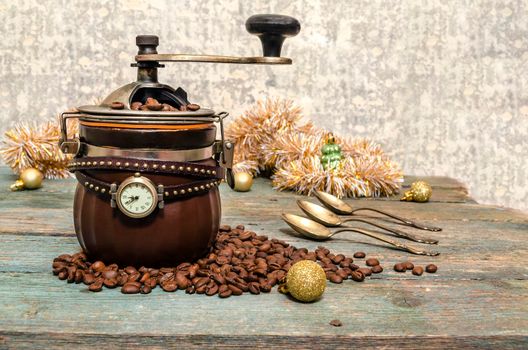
[[109, 97, 201, 112], [393, 261, 438, 276], [52, 224, 390, 297]]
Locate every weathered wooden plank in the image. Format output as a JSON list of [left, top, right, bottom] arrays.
[[0, 191, 524, 237], [1, 333, 527, 349], [0, 272, 526, 338]]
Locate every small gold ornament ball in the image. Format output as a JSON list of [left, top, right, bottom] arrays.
[[19, 168, 44, 190], [410, 181, 432, 202], [233, 172, 253, 192], [281, 260, 326, 302]]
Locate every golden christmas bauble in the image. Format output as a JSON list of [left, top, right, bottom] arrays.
[[401, 180, 432, 202], [19, 168, 44, 190], [411, 181, 432, 202], [233, 172, 253, 192], [280, 260, 326, 302]]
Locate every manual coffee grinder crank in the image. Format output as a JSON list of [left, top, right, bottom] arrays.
[[59, 14, 301, 267]]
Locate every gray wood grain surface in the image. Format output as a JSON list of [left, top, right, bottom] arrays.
[[0, 167, 526, 349]]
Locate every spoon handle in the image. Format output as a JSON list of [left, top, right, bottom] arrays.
[[349, 207, 442, 232], [334, 227, 440, 256], [341, 218, 439, 244]]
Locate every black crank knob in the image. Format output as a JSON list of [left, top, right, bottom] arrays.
[[246, 14, 301, 57]]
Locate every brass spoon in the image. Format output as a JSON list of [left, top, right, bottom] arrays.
[[282, 213, 440, 256], [315, 190, 442, 232], [297, 200, 439, 244]]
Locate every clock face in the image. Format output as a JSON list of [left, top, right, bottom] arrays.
[[116, 177, 157, 218]]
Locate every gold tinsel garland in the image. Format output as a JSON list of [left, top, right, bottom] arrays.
[[226, 98, 403, 198], [0, 117, 78, 179]]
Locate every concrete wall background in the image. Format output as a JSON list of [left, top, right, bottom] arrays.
[[1, 0, 527, 211]]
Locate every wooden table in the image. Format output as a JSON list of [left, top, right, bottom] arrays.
[[0, 167, 526, 349]]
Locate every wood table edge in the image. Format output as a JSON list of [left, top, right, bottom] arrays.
[[1, 332, 527, 349]]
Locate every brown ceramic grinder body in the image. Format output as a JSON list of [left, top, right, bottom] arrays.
[[73, 124, 221, 267]]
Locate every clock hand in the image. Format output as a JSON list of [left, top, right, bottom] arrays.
[[125, 196, 140, 205]]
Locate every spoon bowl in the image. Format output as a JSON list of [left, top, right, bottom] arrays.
[[281, 213, 334, 240], [314, 191, 353, 215], [297, 200, 342, 226]]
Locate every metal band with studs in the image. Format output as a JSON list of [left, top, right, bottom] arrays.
[[74, 171, 221, 200], [68, 156, 224, 180]]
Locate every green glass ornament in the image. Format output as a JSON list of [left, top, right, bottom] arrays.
[[320, 134, 343, 170]]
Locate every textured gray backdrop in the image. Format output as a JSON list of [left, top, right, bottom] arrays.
[[1, 0, 527, 211]]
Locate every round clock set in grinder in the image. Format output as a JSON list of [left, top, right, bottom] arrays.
[[59, 14, 301, 266]]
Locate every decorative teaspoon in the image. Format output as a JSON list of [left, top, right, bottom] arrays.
[[314, 191, 442, 232], [281, 213, 440, 256]]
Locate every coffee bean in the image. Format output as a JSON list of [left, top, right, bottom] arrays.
[[175, 273, 190, 289], [206, 283, 219, 296], [102, 270, 118, 280], [83, 273, 95, 285], [328, 273, 343, 284], [121, 283, 140, 294], [349, 264, 360, 271], [145, 277, 157, 289], [139, 272, 151, 284], [74, 269, 84, 283], [219, 286, 232, 298], [91, 261, 105, 272], [371, 265, 383, 274], [140, 285, 152, 294], [128, 272, 141, 282], [131, 102, 142, 110], [145, 98, 162, 111], [366, 258, 380, 267], [412, 266, 424, 276], [425, 264, 438, 273], [58, 270, 68, 280], [110, 101, 124, 110], [195, 284, 207, 294], [353, 252, 366, 258], [394, 263, 406, 272], [211, 273, 226, 285], [187, 103, 200, 111], [248, 282, 260, 295], [103, 278, 118, 288], [329, 319, 343, 327], [339, 258, 353, 268], [336, 269, 349, 279], [357, 267, 372, 277], [403, 261, 414, 271], [89, 279, 103, 292], [67, 266, 76, 283], [194, 277, 209, 289], [118, 273, 129, 286], [350, 270, 365, 282], [56, 254, 72, 262], [161, 281, 178, 292], [147, 104, 163, 111], [124, 266, 137, 275], [259, 284, 272, 293]]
